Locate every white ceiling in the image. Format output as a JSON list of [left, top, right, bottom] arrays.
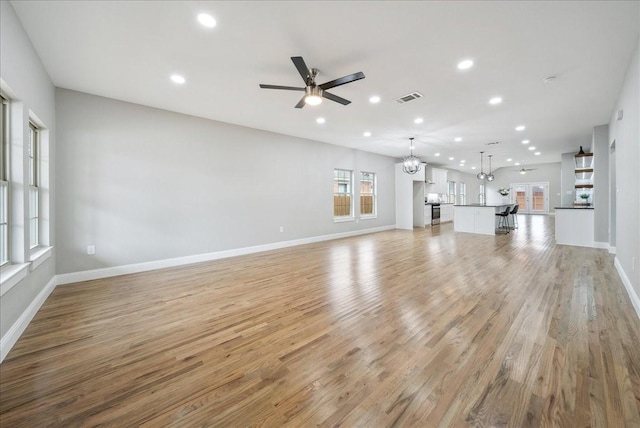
[[11, 1, 640, 172]]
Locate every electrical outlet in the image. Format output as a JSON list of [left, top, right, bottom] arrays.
[[87, 245, 95, 255], [279, 226, 284, 233]]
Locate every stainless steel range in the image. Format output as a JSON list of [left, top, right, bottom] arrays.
[[431, 203, 441, 226]]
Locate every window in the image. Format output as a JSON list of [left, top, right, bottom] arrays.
[[479, 183, 486, 205], [0, 96, 8, 266], [360, 172, 376, 217], [333, 169, 353, 219], [28, 122, 39, 249], [447, 181, 456, 204], [458, 182, 466, 205]]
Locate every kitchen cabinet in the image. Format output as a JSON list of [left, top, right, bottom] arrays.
[[440, 204, 454, 223], [412, 165, 426, 182], [424, 206, 432, 226], [425, 167, 448, 195]]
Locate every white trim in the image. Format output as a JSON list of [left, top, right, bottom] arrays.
[[57, 225, 395, 285], [359, 215, 378, 221], [593, 241, 610, 250], [29, 246, 52, 271], [332, 217, 355, 223], [0, 263, 29, 297], [609, 246, 616, 255], [0, 276, 57, 363], [614, 257, 640, 321]]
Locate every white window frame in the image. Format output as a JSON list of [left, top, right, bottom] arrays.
[[28, 122, 39, 250], [359, 171, 377, 219], [458, 182, 466, 205], [447, 181, 456, 204], [0, 96, 9, 268], [333, 169, 354, 222]]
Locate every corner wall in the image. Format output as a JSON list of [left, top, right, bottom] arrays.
[[609, 36, 640, 312]]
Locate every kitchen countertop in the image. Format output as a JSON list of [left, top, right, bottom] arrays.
[[555, 206, 594, 209], [454, 204, 514, 207]]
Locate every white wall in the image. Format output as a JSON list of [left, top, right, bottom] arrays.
[[0, 2, 56, 339], [485, 163, 561, 211], [592, 125, 609, 243], [55, 89, 396, 274], [560, 152, 575, 206], [609, 36, 639, 303]]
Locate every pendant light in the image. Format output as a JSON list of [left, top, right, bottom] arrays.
[[476, 151, 487, 180], [402, 137, 423, 174], [486, 155, 495, 181]]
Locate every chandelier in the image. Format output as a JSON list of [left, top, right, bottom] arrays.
[[402, 137, 423, 174]]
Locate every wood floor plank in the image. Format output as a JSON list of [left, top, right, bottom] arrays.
[[1, 215, 639, 427]]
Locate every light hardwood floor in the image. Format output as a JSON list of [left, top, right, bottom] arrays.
[[1, 216, 639, 427]]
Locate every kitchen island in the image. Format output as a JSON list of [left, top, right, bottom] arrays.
[[555, 206, 595, 247], [454, 204, 514, 235]]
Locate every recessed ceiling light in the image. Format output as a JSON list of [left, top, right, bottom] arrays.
[[197, 13, 217, 28], [534, 152, 541, 155], [522, 140, 530, 144], [457, 59, 474, 70], [414, 118, 424, 124], [454, 137, 462, 142], [515, 162, 520, 166], [459, 163, 464, 167], [316, 117, 325, 124], [449, 157, 454, 161], [489, 97, 502, 105], [363, 131, 371, 137], [528, 146, 536, 151], [471, 166, 476, 170], [506, 158, 512, 162], [434, 153, 440, 156], [170, 74, 185, 84], [369, 95, 381, 104], [515, 125, 526, 131], [460, 160, 466, 163]]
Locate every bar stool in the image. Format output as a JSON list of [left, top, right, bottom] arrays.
[[495, 206, 511, 234], [510, 204, 519, 229]]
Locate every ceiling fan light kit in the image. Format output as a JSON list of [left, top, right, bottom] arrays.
[[260, 56, 365, 109], [402, 137, 423, 175]]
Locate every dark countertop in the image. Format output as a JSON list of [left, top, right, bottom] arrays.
[[454, 204, 514, 208], [555, 206, 594, 210]]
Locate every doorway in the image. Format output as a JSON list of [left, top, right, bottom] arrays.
[[511, 182, 549, 214]]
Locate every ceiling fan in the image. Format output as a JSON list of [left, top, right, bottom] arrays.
[[259, 56, 365, 108], [515, 168, 537, 174]]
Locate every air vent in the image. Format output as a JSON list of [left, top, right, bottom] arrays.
[[486, 141, 500, 145], [395, 92, 423, 104]]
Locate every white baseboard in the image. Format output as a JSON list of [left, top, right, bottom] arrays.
[[609, 246, 616, 255], [594, 241, 610, 250], [57, 225, 396, 285], [615, 257, 640, 321], [0, 276, 57, 363]]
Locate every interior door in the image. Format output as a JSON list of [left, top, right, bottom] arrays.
[[511, 183, 549, 214]]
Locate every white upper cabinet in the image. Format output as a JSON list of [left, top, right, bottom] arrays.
[[412, 164, 426, 182]]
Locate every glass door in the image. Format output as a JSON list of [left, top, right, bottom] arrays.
[[511, 183, 549, 214]]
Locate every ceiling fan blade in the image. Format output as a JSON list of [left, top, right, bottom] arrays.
[[294, 95, 306, 109], [322, 91, 351, 105], [259, 84, 305, 91], [319, 71, 365, 90], [291, 56, 311, 83]]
